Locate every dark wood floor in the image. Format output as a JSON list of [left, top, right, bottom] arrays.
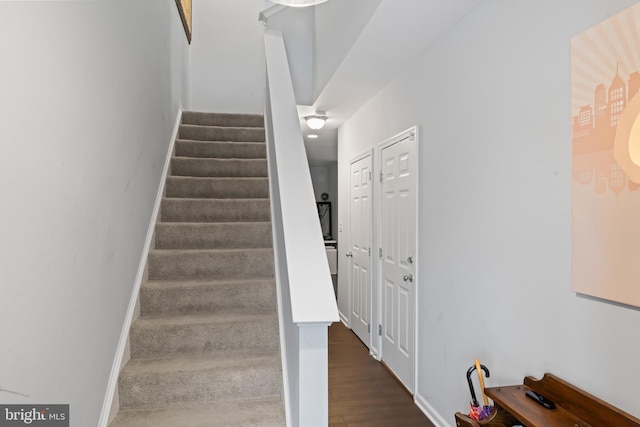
[[329, 322, 436, 427]]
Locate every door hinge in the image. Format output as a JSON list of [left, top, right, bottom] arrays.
[[369, 171, 372, 181], [368, 324, 371, 333], [378, 325, 382, 336], [368, 247, 371, 257], [379, 247, 383, 258], [379, 172, 384, 183]]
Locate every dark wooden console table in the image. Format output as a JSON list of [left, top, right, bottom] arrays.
[[455, 373, 640, 427]]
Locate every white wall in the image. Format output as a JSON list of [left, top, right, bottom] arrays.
[[0, 1, 189, 425], [312, 0, 382, 100], [338, 0, 640, 424], [267, 6, 315, 106], [190, 0, 266, 113]]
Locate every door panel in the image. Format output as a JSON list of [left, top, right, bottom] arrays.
[[398, 189, 411, 269], [384, 279, 395, 343], [380, 131, 416, 393], [399, 286, 410, 357]]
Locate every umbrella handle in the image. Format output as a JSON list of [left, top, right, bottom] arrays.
[[466, 366, 479, 406], [466, 363, 490, 407]]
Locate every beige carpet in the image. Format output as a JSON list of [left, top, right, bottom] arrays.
[[110, 112, 285, 427]]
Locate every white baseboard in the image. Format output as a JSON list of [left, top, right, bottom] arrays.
[[97, 109, 183, 427], [338, 310, 349, 327], [415, 392, 452, 427]]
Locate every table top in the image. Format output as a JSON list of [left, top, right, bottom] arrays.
[[485, 384, 592, 427]]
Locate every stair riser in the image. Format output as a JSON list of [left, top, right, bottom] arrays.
[[140, 281, 277, 316], [155, 223, 272, 250], [175, 140, 267, 159], [182, 112, 264, 128], [175, 140, 266, 159], [109, 399, 285, 427], [161, 199, 270, 223], [118, 362, 281, 408], [130, 317, 279, 359], [165, 177, 269, 199], [148, 250, 274, 281], [171, 158, 268, 177], [179, 125, 266, 142]]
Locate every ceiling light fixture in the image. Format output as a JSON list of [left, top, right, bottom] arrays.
[[270, 0, 328, 7], [308, 134, 319, 139], [305, 111, 327, 130]]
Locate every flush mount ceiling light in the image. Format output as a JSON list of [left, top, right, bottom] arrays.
[[270, 0, 328, 7], [305, 111, 327, 130], [307, 134, 319, 139]]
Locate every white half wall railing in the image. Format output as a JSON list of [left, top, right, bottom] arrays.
[[264, 28, 339, 427]]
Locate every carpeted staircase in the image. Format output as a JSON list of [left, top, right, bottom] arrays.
[[109, 112, 286, 427]]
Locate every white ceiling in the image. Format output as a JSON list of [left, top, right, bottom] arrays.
[[293, 0, 482, 165]]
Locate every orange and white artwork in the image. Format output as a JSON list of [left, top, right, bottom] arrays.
[[571, 3, 640, 308]]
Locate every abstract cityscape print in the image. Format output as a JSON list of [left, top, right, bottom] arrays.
[[571, 3, 640, 308]]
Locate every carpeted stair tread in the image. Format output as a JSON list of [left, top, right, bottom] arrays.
[[160, 198, 271, 222], [175, 140, 266, 159], [130, 312, 279, 359], [120, 351, 280, 377], [118, 352, 282, 408], [165, 176, 269, 199], [171, 157, 268, 177], [179, 124, 266, 143], [154, 222, 272, 250], [140, 278, 277, 316], [133, 311, 277, 324], [148, 248, 274, 281], [181, 111, 265, 128], [110, 399, 285, 427]]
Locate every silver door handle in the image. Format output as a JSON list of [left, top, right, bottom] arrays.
[[403, 273, 413, 283], [346, 252, 353, 257]]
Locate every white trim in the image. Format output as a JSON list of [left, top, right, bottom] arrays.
[[412, 127, 420, 398], [295, 321, 333, 327], [375, 126, 420, 392], [97, 109, 183, 427], [350, 149, 374, 165], [415, 392, 452, 427], [338, 310, 349, 326]]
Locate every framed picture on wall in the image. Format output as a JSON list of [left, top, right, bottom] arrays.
[[571, 2, 640, 308], [175, 0, 192, 43], [317, 202, 332, 240]]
